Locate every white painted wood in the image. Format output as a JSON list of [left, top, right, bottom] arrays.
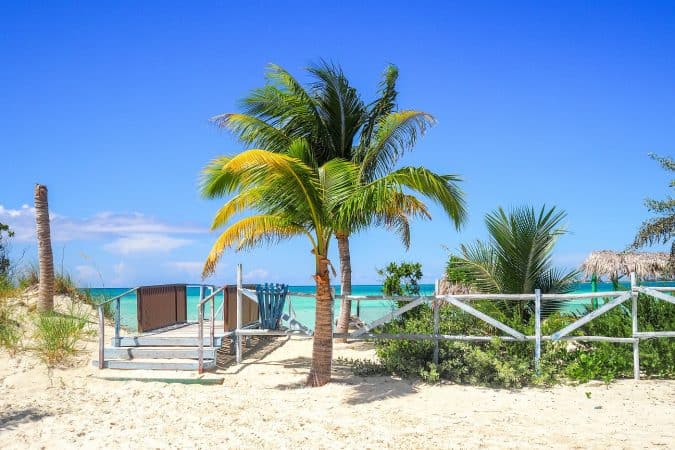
[[241, 288, 258, 303], [534, 289, 542, 373], [443, 296, 527, 340], [116, 336, 226, 347], [541, 291, 627, 300], [93, 359, 215, 371], [633, 331, 675, 338], [433, 301, 440, 365], [631, 272, 640, 380], [104, 347, 217, 360], [236, 264, 243, 364], [236, 329, 290, 336], [440, 293, 534, 301], [98, 306, 105, 369], [550, 292, 631, 340], [352, 297, 427, 337], [637, 286, 675, 305]]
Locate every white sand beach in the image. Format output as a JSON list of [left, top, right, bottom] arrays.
[[0, 295, 674, 450]]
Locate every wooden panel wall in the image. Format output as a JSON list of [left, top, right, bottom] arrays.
[[137, 284, 187, 332], [223, 284, 259, 331]]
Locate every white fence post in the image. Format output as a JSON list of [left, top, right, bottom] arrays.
[[433, 299, 440, 365], [534, 289, 542, 374], [236, 264, 243, 364], [631, 272, 640, 380]]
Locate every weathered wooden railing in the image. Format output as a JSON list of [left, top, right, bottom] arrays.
[[332, 273, 674, 380]]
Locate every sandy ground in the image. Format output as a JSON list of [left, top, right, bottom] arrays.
[[0, 296, 674, 449]]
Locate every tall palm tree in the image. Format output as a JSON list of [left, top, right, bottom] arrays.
[[34, 184, 54, 312], [201, 139, 463, 384], [449, 206, 578, 319], [201, 142, 355, 386], [212, 63, 466, 338]]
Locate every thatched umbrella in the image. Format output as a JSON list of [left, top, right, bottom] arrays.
[[581, 250, 673, 281]]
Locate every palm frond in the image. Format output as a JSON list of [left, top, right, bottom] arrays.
[[210, 113, 291, 152], [356, 110, 436, 180], [203, 214, 305, 277], [361, 64, 399, 148]]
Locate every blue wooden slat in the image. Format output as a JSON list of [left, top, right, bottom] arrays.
[[256, 283, 288, 329]]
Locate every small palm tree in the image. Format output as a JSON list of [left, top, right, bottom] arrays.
[[34, 184, 54, 312], [212, 62, 466, 337], [449, 205, 578, 319]]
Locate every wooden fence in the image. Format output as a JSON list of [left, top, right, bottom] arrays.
[[332, 273, 674, 380]]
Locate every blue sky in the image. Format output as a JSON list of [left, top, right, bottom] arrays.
[[1, 1, 674, 287]]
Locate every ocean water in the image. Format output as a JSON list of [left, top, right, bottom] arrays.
[[84, 281, 675, 332]]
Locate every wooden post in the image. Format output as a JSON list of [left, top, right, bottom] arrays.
[[236, 264, 243, 364], [198, 300, 204, 374], [631, 272, 640, 380], [114, 298, 121, 347], [534, 289, 542, 374], [98, 305, 105, 369], [433, 300, 440, 365]]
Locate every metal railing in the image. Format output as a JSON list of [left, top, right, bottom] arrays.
[[197, 285, 225, 373], [96, 287, 139, 369], [96, 284, 219, 370]]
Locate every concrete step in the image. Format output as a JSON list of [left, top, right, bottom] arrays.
[[114, 336, 224, 347], [93, 358, 216, 371], [103, 346, 217, 360]]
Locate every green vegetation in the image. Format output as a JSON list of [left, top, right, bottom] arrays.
[[339, 205, 675, 386], [0, 296, 21, 355], [448, 205, 578, 318], [212, 62, 466, 341], [378, 262, 423, 296], [31, 304, 91, 366], [632, 153, 675, 256]]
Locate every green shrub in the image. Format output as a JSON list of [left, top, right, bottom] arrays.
[[360, 291, 674, 387], [0, 298, 21, 354], [32, 305, 90, 366]]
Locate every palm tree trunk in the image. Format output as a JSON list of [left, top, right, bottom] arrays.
[[307, 255, 333, 387], [34, 184, 54, 312], [335, 232, 352, 343]]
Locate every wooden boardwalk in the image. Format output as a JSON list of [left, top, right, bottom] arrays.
[[136, 321, 230, 339]]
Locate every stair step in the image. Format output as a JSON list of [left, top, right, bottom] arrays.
[[93, 358, 216, 371], [114, 336, 223, 347], [103, 347, 217, 360]]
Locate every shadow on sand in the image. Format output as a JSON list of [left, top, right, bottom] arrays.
[[0, 407, 51, 431]]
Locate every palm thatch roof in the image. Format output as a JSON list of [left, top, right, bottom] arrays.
[[581, 250, 673, 280], [436, 278, 477, 295]]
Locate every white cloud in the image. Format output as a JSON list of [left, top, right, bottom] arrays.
[[244, 268, 270, 282], [104, 234, 192, 255], [0, 205, 206, 243], [74, 265, 102, 285]]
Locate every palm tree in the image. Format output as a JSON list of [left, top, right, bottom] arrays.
[[201, 138, 464, 384], [449, 206, 578, 319], [212, 62, 466, 338], [34, 184, 54, 312], [201, 142, 356, 386], [631, 153, 675, 260]]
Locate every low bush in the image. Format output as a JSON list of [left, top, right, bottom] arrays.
[[32, 304, 91, 366], [344, 293, 674, 387]]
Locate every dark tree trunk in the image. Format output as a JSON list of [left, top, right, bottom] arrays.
[[307, 255, 333, 387], [335, 233, 352, 342], [34, 184, 54, 312]]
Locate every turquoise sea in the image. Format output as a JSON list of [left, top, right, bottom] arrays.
[[85, 281, 675, 332]]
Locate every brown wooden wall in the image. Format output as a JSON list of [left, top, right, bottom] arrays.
[[137, 284, 187, 332], [223, 284, 258, 331]]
